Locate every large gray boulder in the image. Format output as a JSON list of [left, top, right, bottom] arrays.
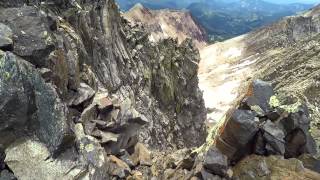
[[216, 109, 259, 161], [0, 50, 72, 153], [0, 6, 55, 67]]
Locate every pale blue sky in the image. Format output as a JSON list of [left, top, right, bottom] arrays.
[[265, 0, 319, 4]]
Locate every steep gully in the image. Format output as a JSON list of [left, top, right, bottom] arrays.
[[198, 35, 257, 124]]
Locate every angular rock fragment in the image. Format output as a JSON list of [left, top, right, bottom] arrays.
[[108, 155, 131, 178], [241, 80, 274, 114], [262, 120, 285, 155], [68, 83, 95, 107], [0, 6, 55, 67], [281, 105, 317, 157], [131, 143, 152, 166], [216, 109, 259, 161], [203, 147, 228, 177]]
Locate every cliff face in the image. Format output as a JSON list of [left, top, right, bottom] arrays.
[[123, 3, 207, 49], [0, 0, 206, 179]]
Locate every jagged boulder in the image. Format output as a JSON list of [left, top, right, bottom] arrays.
[[216, 109, 259, 161], [203, 147, 228, 177], [215, 80, 317, 163], [0, 50, 72, 153], [0, 6, 55, 67]]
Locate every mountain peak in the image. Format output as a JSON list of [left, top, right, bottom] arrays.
[[131, 3, 145, 11]]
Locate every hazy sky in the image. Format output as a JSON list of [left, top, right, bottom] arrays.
[[265, 0, 319, 3]]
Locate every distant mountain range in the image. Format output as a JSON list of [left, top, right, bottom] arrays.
[[116, 0, 314, 42]]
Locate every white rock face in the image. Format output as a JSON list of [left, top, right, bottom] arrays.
[[5, 139, 81, 180]]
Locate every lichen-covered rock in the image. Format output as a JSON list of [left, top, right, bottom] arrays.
[[233, 155, 320, 180], [5, 139, 80, 180]]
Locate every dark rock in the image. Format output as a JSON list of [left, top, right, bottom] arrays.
[[253, 131, 266, 155], [201, 169, 223, 180], [216, 109, 259, 161], [0, 170, 16, 180], [285, 129, 307, 158], [262, 120, 285, 155], [0, 51, 71, 153], [203, 147, 228, 177], [241, 80, 274, 114], [0, 23, 13, 51], [281, 105, 317, 157], [251, 80, 274, 112], [0, 6, 55, 67], [39, 68, 52, 82], [0, 146, 4, 171], [266, 110, 281, 121]]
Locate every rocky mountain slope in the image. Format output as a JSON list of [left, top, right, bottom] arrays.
[[1, 0, 320, 179], [0, 0, 207, 179], [199, 0, 320, 161], [123, 3, 207, 49], [188, 0, 313, 42]]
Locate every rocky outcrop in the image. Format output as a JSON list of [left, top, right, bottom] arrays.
[[233, 155, 320, 180], [123, 3, 207, 49], [215, 80, 317, 163], [0, 0, 206, 179]]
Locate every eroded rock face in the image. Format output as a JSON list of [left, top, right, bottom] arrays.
[[0, 0, 207, 179], [123, 3, 207, 49]]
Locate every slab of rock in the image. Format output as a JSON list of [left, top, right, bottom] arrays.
[[108, 155, 131, 177], [0, 23, 13, 51], [131, 143, 152, 166], [216, 109, 259, 160], [68, 83, 95, 106], [251, 80, 274, 112], [281, 104, 317, 157], [5, 139, 81, 180], [203, 147, 228, 177], [262, 120, 285, 155]]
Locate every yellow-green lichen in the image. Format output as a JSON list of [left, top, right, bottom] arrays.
[[269, 95, 301, 113], [279, 102, 302, 113], [85, 144, 95, 152], [269, 95, 280, 108]]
